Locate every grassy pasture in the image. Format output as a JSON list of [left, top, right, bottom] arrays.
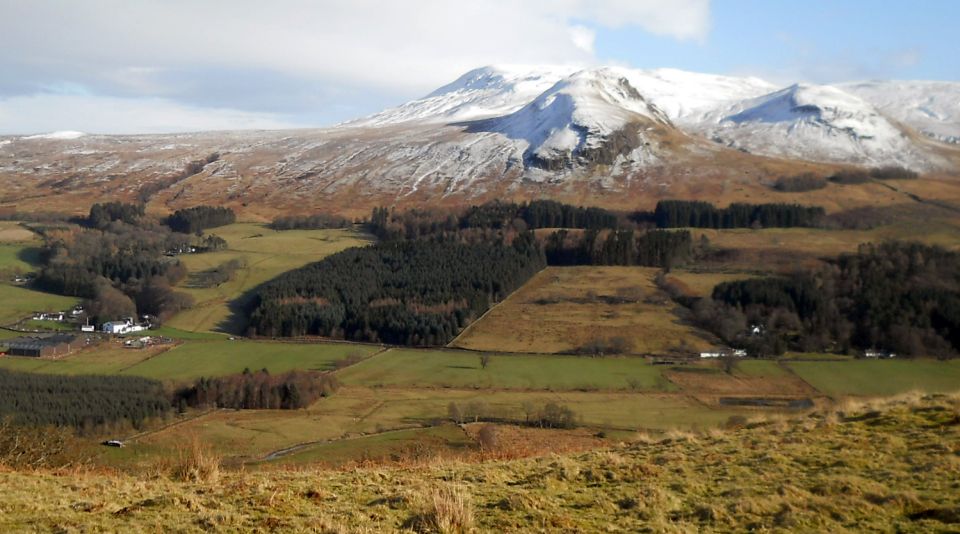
[[787, 359, 960, 396], [271, 425, 474, 466], [665, 364, 814, 397], [127, 386, 747, 465], [0, 339, 379, 381], [165, 223, 372, 334], [336, 348, 673, 391], [0, 221, 35, 243], [451, 266, 716, 355], [734, 359, 791, 377], [0, 345, 166, 375], [0, 284, 78, 325], [664, 269, 756, 297], [0, 227, 78, 325], [116, 340, 380, 381]]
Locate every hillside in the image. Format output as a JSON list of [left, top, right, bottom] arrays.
[[1, 66, 959, 217], [1, 394, 956, 532]]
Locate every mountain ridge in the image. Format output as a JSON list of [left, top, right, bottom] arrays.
[[2, 65, 959, 216]]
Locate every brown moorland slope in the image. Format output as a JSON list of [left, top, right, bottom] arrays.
[[0, 393, 956, 532], [2, 125, 959, 219]]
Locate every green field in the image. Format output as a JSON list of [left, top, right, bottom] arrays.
[[734, 359, 791, 377], [0, 339, 380, 381], [125, 387, 746, 465], [336, 348, 674, 391], [148, 325, 229, 340], [0, 284, 79, 325], [116, 340, 380, 381], [0, 244, 40, 274], [270, 425, 474, 466], [164, 223, 372, 334], [787, 359, 960, 396]]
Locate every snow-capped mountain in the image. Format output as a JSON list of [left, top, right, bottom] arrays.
[[469, 69, 673, 169], [354, 65, 955, 169], [1, 65, 958, 215], [840, 80, 960, 144], [351, 65, 579, 126], [695, 83, 930, 168]]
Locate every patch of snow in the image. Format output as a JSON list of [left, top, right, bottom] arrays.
[[348, 65, 579, 126], [696, 83, 931, 168], [21, 130, 86, 140], [840, 80, 960, 142], [477, 68, 670, 162]]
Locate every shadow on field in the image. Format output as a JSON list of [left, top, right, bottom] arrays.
[[214, 282, 265, 336], [16, 246, 43, 267]]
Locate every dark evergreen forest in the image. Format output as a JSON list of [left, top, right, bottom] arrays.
[[166, 206, 236, 234], [0, 370, 169, 430], [248, 237, 546, 344], [544, 229, 693, 268], [648, 200, 825, 229], [176, 369, 339, 410]]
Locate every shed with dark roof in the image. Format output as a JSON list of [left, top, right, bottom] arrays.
[[2, 334, 78, 357]]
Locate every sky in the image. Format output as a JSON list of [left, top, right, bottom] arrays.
[[0, 0, 957, 135]]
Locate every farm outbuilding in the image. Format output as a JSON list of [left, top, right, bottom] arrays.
[[2, 334, 78, 357]]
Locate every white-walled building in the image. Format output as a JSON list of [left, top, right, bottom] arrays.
[[101, 318, 148, 335]]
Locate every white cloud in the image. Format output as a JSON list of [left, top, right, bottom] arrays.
[[0, 94, 302, 135], [0, 0, 712, 132], [569, 25, 597, 54], [575, 0, 711, 41], [1, 1, 711, 93]]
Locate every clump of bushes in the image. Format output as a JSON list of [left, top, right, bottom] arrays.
[[270, 214, 352, 231], [870, 166, 918, 180], [828, 169, 872, 184], [772, 173, 828, 192], [573, 336, 633, 356]]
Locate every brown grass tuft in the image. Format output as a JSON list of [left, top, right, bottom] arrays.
[[171, 438, 221, 483], [405, 484, 474, 533]]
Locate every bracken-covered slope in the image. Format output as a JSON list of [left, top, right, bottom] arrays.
[[0, 394, 957, 532]]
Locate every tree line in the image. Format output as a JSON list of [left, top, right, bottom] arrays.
[[0, 366, 343, 436], [0, 370, 170, 431], [174, 369, 339, 410], [270, 214, 352, 231], [248, 236, 546, 345], [692, 241, 960, 358], [369, 200, 622, 241], [544, 229, 692, 268], [166, 205, 236, 234], [461, 199, 620, 230], [638, 200, 825, 229]]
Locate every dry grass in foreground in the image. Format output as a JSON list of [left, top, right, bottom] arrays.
[[0, 393, 958, 532]]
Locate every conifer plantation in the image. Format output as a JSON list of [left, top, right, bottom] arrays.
[[248, 237, 546, 344]]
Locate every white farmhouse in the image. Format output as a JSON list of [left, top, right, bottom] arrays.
[[101, 318, 148, 335]]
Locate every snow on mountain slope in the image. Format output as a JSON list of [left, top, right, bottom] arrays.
[[21, 130, 87, 140], [841, 81, 960, 144], [472, 68, 674, 168], [618, 68, 777, 124], [350, 65, 577, 126], [697, 83, 933, 168], [355, 65, 776, 128]]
